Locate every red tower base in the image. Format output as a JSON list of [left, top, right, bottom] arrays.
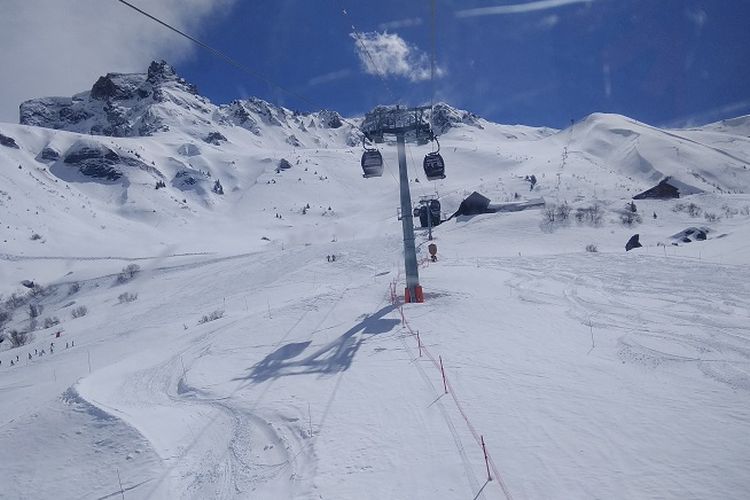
[[405, 286, 424, 303]]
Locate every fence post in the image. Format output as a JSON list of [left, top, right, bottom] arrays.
[[117, 468, 125, 499], [439, 355, 448, 394], [481, 435, 492, 482]]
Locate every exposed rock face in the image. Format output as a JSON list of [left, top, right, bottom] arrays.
[[429, 103, 483, 135], [172, 168, 210, 191], [286, 134, 302, 147], [0, 132, 20, 149], [63, 143, 123, 181], [246, 97, 285, 127], [318, 109, 343, 129], [62, 140, 160, 182], [177, 143, 201, 157], [222, 100, 262, 135], [37, 147, 60, 162], [204, 132, 228, 145], [19, 61, 202, 137], [278, 158, 292, 171], [90, 73, 148, 101], [147, 60, 197, 94]]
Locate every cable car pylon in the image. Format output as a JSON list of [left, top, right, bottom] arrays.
[[361, 106, 446, 303]]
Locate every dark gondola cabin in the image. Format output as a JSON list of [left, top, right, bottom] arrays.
[[361, 149, 384, 178], [423, 152, 445, 180]]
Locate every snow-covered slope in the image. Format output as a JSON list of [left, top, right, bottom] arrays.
[[1, 62, 750, 500]]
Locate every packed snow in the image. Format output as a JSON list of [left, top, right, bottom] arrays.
[[1, 63, 749, 499]]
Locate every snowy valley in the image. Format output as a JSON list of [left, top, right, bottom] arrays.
[[1, 62, 749, 499]]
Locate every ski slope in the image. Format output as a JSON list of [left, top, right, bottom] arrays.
[[1, 81, 750, 498]]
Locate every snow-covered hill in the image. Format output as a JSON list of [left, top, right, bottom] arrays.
[[1, 61, 749, 499]]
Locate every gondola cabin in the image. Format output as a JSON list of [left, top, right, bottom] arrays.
[[423, 152, 446, 180], [361, 149, 384, 178]]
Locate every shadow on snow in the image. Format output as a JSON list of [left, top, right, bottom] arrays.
[[239, 304, 399, 382]]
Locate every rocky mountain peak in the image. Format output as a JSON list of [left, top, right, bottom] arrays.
[[19, 60, 204, 137], [147, 60, 177, 83], [90, 73, 148, 101], [429, 103, 483, 135], [147, 60, 198, 94]]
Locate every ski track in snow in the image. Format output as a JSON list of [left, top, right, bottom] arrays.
[[2, 106, 750, 498]]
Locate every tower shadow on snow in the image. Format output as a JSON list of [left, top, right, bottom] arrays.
[[238, 304, 399, 383]]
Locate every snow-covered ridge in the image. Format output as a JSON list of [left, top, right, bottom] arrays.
[[19, 61, 208, 137], [1, 60, 749, 264], [2, 62, 750, 500], [17, 60, 509, 146]]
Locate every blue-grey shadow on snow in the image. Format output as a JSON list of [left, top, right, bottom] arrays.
[[239, 304, 399, 383]]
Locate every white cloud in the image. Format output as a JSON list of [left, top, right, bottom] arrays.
[[685, 7, 707, 35], [0, 0, 235, 123], [538, 14, 560, 28], [378, 17, 423, 31], [350, 31, 444, 82], [307, 69, 353, 87], [456, 0, 596, 18]]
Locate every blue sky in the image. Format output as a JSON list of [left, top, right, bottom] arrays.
[[2, 0, 749, 128], [166, 0, 750, 128]]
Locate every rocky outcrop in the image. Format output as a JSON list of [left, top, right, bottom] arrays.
[[172, 168, 210, 191], [221, 100, 261, 135], [203, 132, 227, 145], [90, 73, 148, 101], [37, 147, 60, 162], [62, 140, 160, 182], [147, 60, 197, 95], [0, 132, 20, 149], [318, 109, 343, 129], [429, 103, 483, 135], [63, 142, 123, 181], [177, 143, 201, 157], [286, 134, 303, 147]]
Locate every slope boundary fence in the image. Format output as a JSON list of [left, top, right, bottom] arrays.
[[388, 278, 515, 500]]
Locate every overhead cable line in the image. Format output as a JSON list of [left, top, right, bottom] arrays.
[[430, 0, 437, 109], [113, 0, 366, 134], [428, 0, 438, 139]]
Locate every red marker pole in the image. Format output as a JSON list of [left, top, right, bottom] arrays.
[[481, 435, 492, 482], [439, 355, 448, 394]]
